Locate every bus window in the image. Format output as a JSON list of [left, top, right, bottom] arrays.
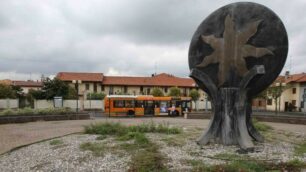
[[114, 100, 124, 108], [176, 101, 181, 107], [135, 100, 144, 107], [160, 101, 168, 113], [154, 101, 160, 108], [125, 100, 134, 108]]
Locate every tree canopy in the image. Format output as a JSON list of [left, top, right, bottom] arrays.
[[151, 87, 164, 97], [168, 87, 181, 97], [189, 89, 200, 102]]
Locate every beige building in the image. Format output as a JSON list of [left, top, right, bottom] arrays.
[[11, 80, 42, 94], [266, 73, 306, 112], [56, 72, 104, 99], [56, 72, 206, 101]]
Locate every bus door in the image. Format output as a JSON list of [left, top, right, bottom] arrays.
[[144, 100, 154, 115]]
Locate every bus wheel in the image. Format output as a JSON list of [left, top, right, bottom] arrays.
[[173, 110, 179, 117], [127, 110, 135, 117]]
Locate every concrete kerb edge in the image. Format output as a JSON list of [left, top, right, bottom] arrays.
[[0, 132, 83, 157]]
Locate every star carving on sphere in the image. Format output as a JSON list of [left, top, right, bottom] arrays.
[[197, 14, 274, 86]]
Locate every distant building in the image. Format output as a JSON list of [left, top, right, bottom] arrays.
[[56, 72, 104, 100], [11, 80, 43, 94], [266, 72, 306, 112], [56, 72, 207, 106]]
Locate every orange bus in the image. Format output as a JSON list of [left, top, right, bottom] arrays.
[[104, 95, 191, 117]]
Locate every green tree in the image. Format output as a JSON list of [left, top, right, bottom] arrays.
[[189, 89, 200, 111], [64, 86, 78, 99], [87, 92, 106, 100], [0, 84, 15, 98], [11, 85, 24, 99], [168, 87, 181, 97], [151, 87, 164, 97], [266, 83, 289, 114], [42, 78, 69, 99]]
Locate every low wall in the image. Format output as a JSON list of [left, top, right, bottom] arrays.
[[34, 100, 53, 109], [33, 100, 104, 111], [0, 99, 19, 109], [186, 112, 306, 125], [0, 113, 90, 124], [84, 100, 104, 110]]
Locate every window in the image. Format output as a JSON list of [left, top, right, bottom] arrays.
[[135, 100, 143, 107], [85, 83, 90, 90], [101, 85, 104, 91], [258, 100, 262, 106], [125, 100, 134, 108], [124, 86, 128, 93], [183, 88, 187, 96], [301, 101, 304, 108], [292, 100, 296, 106], [147, 88, 150, 95], [140, 86, 143, 94], [114, 100, 124, 108], [109, 86, 113, 94], [164, 87, 168, 93], [267, 99, 272, 105], [292, 88, 296, 94], [94, 83, 97, 92]]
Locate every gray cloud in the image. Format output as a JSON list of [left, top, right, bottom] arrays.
[[0, 0, 305, 80]]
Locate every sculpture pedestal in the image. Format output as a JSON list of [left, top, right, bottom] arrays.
[[190, 66, 265, 151]]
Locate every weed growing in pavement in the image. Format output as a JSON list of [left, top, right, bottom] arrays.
[[252, 118, 273, 132], [294, 142, 306, 156], [49, 139, 64, 145], [80, 142, 105, 156]]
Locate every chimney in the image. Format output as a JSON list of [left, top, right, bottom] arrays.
[[285, 71, 290, 79]]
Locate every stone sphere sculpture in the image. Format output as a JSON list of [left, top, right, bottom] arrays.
[[188, 2, 288, 151]]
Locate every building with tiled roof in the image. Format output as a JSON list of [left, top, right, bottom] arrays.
[[11, 80, 43, 94], [56, 72, 105, 98], [265, 72, 306, 112], [102, 73, 198, 96], [56, 72, 206, 104]]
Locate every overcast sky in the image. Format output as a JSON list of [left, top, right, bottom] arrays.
[[0, 0, 305, 80]]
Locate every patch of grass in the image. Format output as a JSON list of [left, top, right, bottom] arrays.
[[84, 122, 126, 135], [96, 135, 107, 140], [162, 136, 186, 147], [294, 142, 306, 156], [129, 144, 167, 172], [80, 142, 105, 156], [253, 118, 273, 132], [187, 159, 216, 172], [49, 139, 64, 145], [285, 159, 306, 169], [214, 153, 246, 161], [84, 121, 182, 136], [118, 132, 149, 145]]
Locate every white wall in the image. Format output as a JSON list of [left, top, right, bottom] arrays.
[[0, 99, 19, 109], [84, 100, 104, 110], [192, 100, 211, 110], [34, 100, 53, 109]]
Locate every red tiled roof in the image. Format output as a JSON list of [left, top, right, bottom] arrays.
[[275, 73, 306, 84], [12, 80, 42, 87], [56, 72, 104, 82], [103, 73, 196, 87]]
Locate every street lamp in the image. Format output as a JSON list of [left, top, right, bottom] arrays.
[[72, 80, 82, 112]]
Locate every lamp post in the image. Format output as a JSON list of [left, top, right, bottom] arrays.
[[72, 80, 82, 112]]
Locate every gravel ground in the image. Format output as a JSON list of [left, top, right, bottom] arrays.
[[0, 134, 130, 172], [0, 127, 305, 172]]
